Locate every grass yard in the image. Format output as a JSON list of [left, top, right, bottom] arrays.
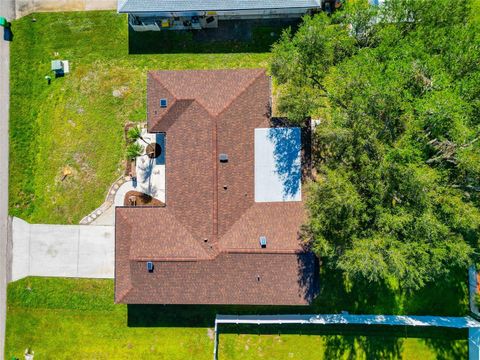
[[219, 333, 463, 360], [5, 278, 212, 359], [5, 278, 468, 359], [9, 11, 275, 224]]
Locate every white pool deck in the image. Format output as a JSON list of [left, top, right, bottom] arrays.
[[132, 130, 166, 203]]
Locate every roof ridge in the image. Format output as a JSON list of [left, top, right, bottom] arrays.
[[162, 214, 215, 259], [214, 69, 265, 118]]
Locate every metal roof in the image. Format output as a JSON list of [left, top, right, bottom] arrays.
[[254, 127, 302, 203], [118, 0, 321, 13]]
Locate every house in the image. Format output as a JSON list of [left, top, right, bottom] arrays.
[[118, 0, 324, 31], [115, 69, 318, 305]]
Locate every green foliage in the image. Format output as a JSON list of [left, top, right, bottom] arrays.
[[126, 142, 144, 160], [127, 125, 143, 143], [272, 0, 480, 290]]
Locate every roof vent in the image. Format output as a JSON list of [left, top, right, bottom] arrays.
[[219, 153, 228, 163], [160, 98, 168, 108], [147, 261, 154, 273], [259, 236, 267, 248]]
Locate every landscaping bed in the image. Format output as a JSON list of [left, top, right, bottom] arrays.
[[123, 190, 164, 206]]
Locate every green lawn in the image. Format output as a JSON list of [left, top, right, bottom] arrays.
[[9, 11, 274, 224], [5, 278, 468, 359], [219, 333, 457, 360]]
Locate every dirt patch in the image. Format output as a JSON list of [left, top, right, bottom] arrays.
[[113, 86, 130, 98], [124, 190, 164, 207]]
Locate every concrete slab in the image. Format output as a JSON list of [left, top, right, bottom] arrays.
[[29, 224, 79, 277], [11, 217, 30, 280], [78, 226, 114, 278], [254, 127, 302, 202], [91, 204, 115, 226], [85, 0, 117, 10], [135, 130, 166, 203], [15, 0, 116, 18], [11, 219, 114, 280]]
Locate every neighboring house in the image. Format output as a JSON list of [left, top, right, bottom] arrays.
[[115, 69, 318, 305], [118, 0, 324, 31]]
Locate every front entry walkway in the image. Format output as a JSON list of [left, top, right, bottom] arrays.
[[9, 217, 114, 282]]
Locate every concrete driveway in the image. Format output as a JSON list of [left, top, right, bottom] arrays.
[[11, 218, 114, 281]]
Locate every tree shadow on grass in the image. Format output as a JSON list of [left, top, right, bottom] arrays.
[[311, 264, 468, 316], [128, 19, 300, 54], [423, 336, 468, 360]]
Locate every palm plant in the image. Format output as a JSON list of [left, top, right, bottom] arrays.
[[126, 143, 144, 161], [127, 125, 148, 144]]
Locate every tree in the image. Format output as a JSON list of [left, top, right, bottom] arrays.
[[126, 143, 144, 161], [127, 125, 148, 144], [271, 0, 480, 290]]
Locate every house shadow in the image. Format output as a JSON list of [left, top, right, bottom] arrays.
[[127, 303, 312, 328], [128, 18, 300, 54]]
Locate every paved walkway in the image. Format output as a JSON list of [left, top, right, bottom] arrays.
[[11, 218, 114, 281], [90, 181, 134, 226], [0, 1, 14, 356]]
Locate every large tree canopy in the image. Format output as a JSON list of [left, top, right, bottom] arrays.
[[271, 0, 480, 290]]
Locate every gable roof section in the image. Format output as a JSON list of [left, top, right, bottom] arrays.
[[117, 207, 212, 261], [118, 0, 321, 13], [148, 69, 264, 132]]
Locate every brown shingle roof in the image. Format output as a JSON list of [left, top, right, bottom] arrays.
[[115, 69, 317, 305], [117, 253, 318, 305]]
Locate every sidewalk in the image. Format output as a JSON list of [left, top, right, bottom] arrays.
[[0, 1, 14, 357]]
